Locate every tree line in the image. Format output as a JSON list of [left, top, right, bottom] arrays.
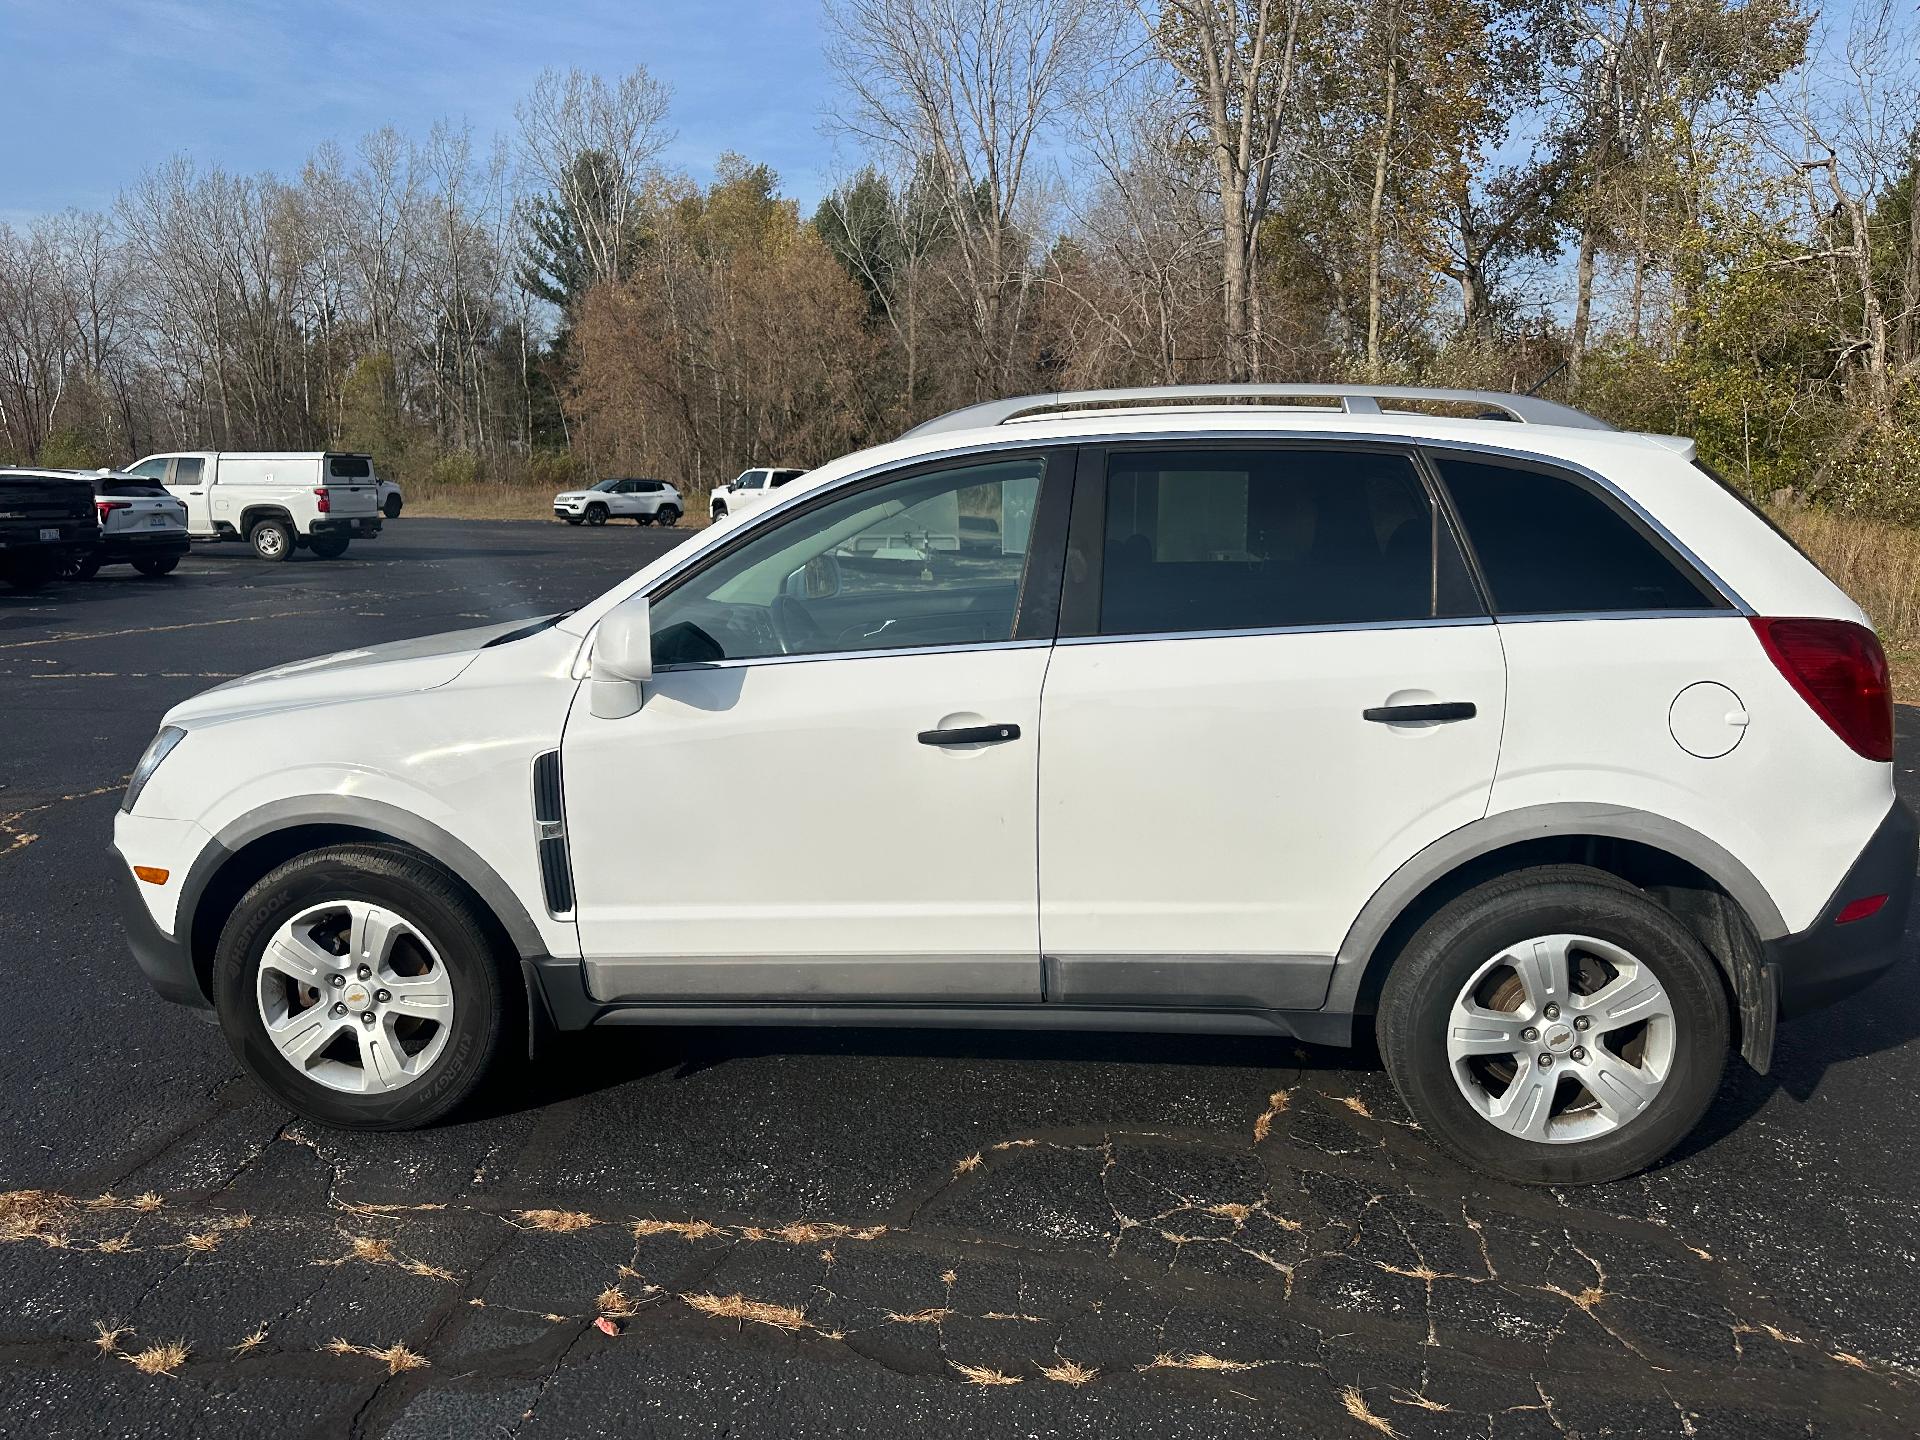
[[2, 0, 1917, 517]]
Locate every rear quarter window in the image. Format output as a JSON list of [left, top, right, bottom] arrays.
[[1432, 453, 1724, 616], [327, 455, 373, 479]]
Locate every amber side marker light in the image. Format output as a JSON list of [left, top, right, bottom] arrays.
[[132, 866, 170, 885]]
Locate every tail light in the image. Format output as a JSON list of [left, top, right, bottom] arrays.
[[1749, 616, 1893, 762], [95, 499, 130, 524], [313, 487, 331, 514]]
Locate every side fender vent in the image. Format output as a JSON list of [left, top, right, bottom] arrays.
[[532, 750, 574, 918]]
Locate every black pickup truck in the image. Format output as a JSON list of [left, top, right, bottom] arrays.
[[0, 470, 100, 591]]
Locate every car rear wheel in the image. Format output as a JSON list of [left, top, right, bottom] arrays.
[[585, 503, 609, 526], [656, 506, 681, 527], [131, 554, 179, 577], [249, 517, 293, 561], [212, 844, 511, 1129], [309, 536, 350, 559], [60, 551, 102, 581], [1376, 865, 1729, 1185]]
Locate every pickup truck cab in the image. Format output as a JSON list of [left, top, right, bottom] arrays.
[[0, 468, 99, 589], [708, 467, 804, 521], [123, 451, 382, 561]]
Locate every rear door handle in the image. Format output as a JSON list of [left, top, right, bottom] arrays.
[[918, 723, 1021, 746], [1363, 702, 1477, 724]]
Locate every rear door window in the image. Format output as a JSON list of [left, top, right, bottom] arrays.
[[171, 457, 203, 486], [1092, 447, 1482, 636], [1432, 454, 1723, 615]]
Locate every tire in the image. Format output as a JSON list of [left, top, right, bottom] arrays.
[[585, 503, 609, 526], [3, 553, 59, 592], [656, 506, 680, 528], [60, 551, 102, 581], [635, 514, 653, 526], [212, 844, 512, 1130], [383, 494, 403, 520], [710, 502, 727, 521], [249, 517, 294, 561], [1376, 864, 1729, 1186], [131, 554, 179, 578], [309, 536, 351, 559]]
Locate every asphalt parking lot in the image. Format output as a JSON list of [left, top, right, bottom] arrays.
[[2, 519, 1917, 1438]]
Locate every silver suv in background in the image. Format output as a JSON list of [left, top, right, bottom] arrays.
[[66, 471, 190, 578]]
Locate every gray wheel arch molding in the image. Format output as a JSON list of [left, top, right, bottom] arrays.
[[206, 797, 551, 963], [1326, 803, 1787, 1056]]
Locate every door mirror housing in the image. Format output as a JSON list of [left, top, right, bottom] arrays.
[[590, 594, 652, 719], [783, 552, 842, 602]]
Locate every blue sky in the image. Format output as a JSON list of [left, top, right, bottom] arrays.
[[0, 0, 842, 223]]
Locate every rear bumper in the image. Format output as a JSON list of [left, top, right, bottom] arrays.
[[101, 532, 190, 561], [311, 517, 381, 538], [1765, 798, 1916, 1017]]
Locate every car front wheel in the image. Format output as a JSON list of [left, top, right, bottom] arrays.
[[1376, 865, 1729, 1186], [383, 494, 403, 519], [212, 844, 511, 1129], [585, 503, 609, 526]]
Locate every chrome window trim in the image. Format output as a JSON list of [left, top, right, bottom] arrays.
[[1492, 608, 1752, 625], [1054, 615, 1494, 648], [589, 425, 1747, 654], [653, 637, 1053, 673]]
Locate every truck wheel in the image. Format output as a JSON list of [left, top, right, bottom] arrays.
[[249, 518, 294, 561], [309, 537, 351, 559], [383, 494, 403, 520], [1376, 865, 1729, 1186], [60, 551, 102, 581], [213, 844, 513, 1130], [585, 503, 609, 526], [709, 502, 727, 521], [657, 506, 681, 528], [131, 555, 179, 578], [3, 553, 60, 592]]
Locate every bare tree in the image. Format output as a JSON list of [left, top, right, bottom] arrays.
[[826, 0, 1096, 396]]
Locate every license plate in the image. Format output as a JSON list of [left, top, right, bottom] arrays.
[[39, 527, 59, 541], [150, 515, 169, 527]]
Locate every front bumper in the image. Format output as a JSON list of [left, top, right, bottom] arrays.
[[1765, 798, 1916, 1017], [311, 517, 382, 538], [111, 841, 211, 1009]]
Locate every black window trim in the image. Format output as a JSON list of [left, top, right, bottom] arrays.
[[1056, 437, 1493, 643], [1419, 444, 1741, 619], [645, 444, 1076, 669]]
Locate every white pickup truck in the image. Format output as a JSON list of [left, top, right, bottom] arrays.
[[122, 451, 383, 560], [708, 467, 805, 521]]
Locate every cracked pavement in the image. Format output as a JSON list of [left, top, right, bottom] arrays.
[[1, 520, 1916, 1438]]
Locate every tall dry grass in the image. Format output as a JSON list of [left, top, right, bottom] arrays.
[[1772, 506, 1920, 699]]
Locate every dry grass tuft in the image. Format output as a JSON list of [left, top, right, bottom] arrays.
[[0, 1189, 73, 1244], [92, 1320, 130, 1355], [318, 1235, 396, 1267], [1038, 1356, 1098, 1386], [181, 1231, 221, 1253], [682, 1291, 809, 1332], [951, 1361, 1022, 1387], [1252, 1089, 1291, 1142], [631, 1217, 722, 1242], [324, 1338, 429, 1374], [95, 1233, 135, 1254], [336, 1199, 447, 1217], [1341, 1386, 1398, 1436], [232, 1326, 268, 1356], [885, 1307, 953, 1325], [1205, 1202, 1254, 1224], [742, 1221, 886, 1245], [953, 1152, 984, 1176], [514, 1208, 598, 1233], [1141, 1351, 1261, 1373], [1339, 1095, 1374, 1119], [128, 1193, 163, 1213], [596, 1284, 638, 1318], [123, 1340, 189, 1377]]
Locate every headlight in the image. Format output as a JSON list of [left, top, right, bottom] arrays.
[[123, 726, 186, 813]]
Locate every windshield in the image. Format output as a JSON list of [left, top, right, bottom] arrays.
[[590, 479, 622, 492]]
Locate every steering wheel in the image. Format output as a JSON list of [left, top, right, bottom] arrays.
[[770, 594, 825, 655]]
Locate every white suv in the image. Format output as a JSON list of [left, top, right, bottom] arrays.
[[114, 385, 1913, 1183], [554, 478, 683, 527]]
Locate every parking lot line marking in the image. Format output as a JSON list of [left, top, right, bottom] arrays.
[[0, 612, 306, 651]]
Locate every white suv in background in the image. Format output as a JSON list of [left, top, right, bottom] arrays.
[[554, 478, 684, 527], [67, 470, 190, 578], [114, 385, 1913, 1184], [708, 466, 804, 521]]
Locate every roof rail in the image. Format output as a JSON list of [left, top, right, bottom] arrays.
[[899, 384, 1613, 438]]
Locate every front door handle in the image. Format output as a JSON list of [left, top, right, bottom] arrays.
[[919, 723, 1021, 746], [1363, 702, 1477, 724]]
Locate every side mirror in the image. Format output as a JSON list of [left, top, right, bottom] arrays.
[[783, 552, 842, 602], [589, 594, 652, 719]]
